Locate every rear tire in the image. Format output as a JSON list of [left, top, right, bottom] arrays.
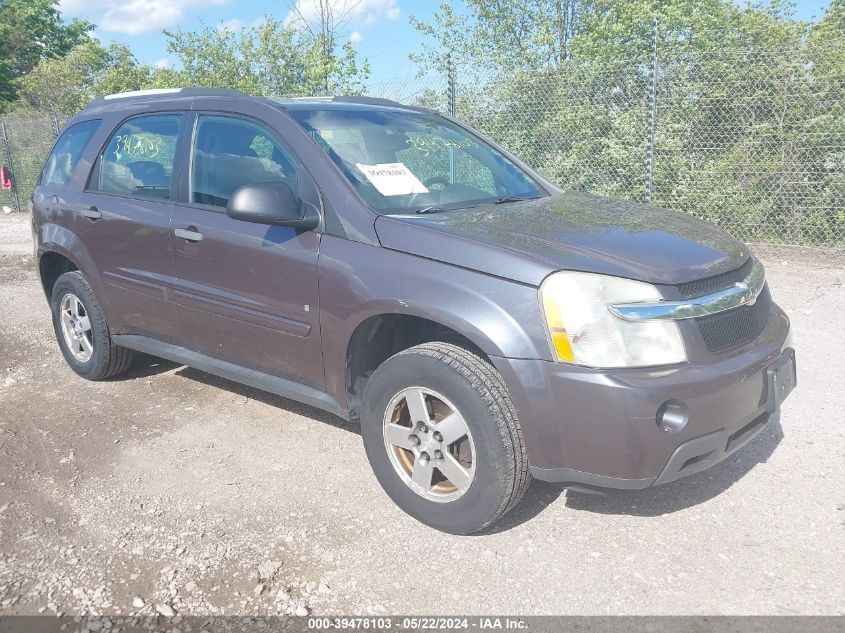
[[50, 271, 133, 381], [361, 342, 530, 534]]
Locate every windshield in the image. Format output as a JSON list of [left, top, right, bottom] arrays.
[[288, 108, 545, 214]]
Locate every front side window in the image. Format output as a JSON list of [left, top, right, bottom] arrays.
[[92, 114, 182, 200], [191, 115, 299, 208], [288, 107, 544, 213], [41, 120, 100, 187]]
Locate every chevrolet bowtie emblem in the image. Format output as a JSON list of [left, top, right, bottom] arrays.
[[735, 280, 756, 305]]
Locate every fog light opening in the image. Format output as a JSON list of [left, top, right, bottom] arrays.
[[656, 400, 688, 433]]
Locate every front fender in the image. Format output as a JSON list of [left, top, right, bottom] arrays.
[[318, 235, 553, 407]]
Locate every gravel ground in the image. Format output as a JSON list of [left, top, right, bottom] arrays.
[[0, 213, 843, 618]]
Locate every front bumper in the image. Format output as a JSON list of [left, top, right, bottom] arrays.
[[491, 304, 793, 489]]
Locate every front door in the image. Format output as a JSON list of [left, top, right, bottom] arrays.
[[170, 114, 323, 388]]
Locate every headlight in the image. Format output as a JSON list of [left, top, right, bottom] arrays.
[[540, 271, 687, 368]]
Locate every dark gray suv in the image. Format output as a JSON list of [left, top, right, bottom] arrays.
[[31, 88, 796, 534]]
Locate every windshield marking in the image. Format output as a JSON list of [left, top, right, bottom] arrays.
[[356, 162, 430, 196]]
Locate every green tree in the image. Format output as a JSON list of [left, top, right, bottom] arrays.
[[409, 3, 471, 71], [18, 41, 107, 115], [284, 0, 371, 93], [157, 17, 368, 96], [0, 0, 94, 108], [411, 0, 802, 72], [19, 42, 151, 115], [16, 15, 371, 116], [411, 0, 583, 74], [801, 0, 845, 242], [92, 44, 153, 98]]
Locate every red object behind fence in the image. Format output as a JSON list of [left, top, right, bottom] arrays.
[[1, 165, 11, 191]]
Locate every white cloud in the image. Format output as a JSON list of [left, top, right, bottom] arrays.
[[287, 0, 400, 30], [217, 18, 242, 33], [59, 0, 397, 37], [101, 0, 182, 35], [58, 0, 97, 15], [153, 57, 170, 68], [349, 30, 363, 45], [60, 0, 229, 36]]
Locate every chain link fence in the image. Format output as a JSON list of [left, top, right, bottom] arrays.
[[444, 37, 845, 247], [1, 37, 842, 247], [0, 111, 63, 214]]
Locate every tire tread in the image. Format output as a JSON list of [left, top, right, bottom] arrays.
[[52, 271, 133, 380], [392, 342, 531, 529]]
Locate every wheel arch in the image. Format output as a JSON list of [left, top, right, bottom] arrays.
[[39, 250, 80, 301], [344, 310, 499, 418], [37, 223, 106, 305]]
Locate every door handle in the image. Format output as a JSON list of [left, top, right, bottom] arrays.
[[80, 206, 102, 220], [175, 228, 204, 242]]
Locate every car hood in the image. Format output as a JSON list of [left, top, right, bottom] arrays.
[[374, 192, 750, 287]]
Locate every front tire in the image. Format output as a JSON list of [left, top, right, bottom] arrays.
[[50, 271, 133, 381], [361, 342, 530, 534]]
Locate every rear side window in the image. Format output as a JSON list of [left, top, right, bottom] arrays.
[[191, 115, 299, 208], [91, 114, 182, 200], [41, 120, 100, 187]]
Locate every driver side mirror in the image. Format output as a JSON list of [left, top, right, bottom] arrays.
[[226, 182, 319, 230]]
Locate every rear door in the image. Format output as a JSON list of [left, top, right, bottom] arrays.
[[75, 113, 185, 342], [169, 109, 323, 388]]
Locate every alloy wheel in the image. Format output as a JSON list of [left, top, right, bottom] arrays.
[[382, 387, 476, 503], [59, 293, 94, 363]]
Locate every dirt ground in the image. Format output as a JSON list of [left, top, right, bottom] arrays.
[[0, 213, 843, 618]]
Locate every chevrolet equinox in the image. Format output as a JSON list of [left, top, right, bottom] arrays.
[[31, 88, 796, 534]]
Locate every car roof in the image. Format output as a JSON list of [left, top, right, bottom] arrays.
[[82, 88, 434, 116]]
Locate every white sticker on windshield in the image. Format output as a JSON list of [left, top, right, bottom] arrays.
[[356, 162, 429, 197]]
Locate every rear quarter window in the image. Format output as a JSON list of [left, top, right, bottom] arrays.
[[40, 120, 101, 188]]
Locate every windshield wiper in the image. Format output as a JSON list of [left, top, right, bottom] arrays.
[[412, 197, 536, 214], [492, 196, 536, 204]]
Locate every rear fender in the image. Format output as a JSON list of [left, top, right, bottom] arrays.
[[38, 223, 116, 322]]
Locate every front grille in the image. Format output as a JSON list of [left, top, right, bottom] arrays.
[[695, 285, 773, 352], [677, 257, 754, 299], [674, 257, 772, 353]]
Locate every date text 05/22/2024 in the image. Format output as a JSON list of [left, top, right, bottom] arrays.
[[307, 617, 529, 630]]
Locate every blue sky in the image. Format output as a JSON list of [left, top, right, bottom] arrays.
[[58, 0, 833, 87]]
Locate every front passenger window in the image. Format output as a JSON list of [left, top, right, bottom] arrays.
[[191, 115, 299, 208], [93, 114, 181, 200]]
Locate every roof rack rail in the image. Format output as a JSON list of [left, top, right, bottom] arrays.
[[270, 94, 439, 115], [274, 95, 407, 107], [86, 87, 247, 108], [330, 96, 405, 107], [334, 95, 444, 116]]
